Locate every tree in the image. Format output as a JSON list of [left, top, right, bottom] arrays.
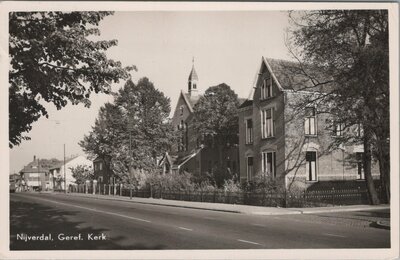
[[288, 10, 389, 204], [80, 78, 176, 186], [192, 83, 240, 187], [9, 11, 134, 148], [71, 165, 94, 185]]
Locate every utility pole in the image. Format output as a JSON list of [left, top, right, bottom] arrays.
[[64, 144, 66, 193]]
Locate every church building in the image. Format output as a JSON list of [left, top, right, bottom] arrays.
[[159, 61, 242, 181]]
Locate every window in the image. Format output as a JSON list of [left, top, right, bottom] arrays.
[[247, 157, 254, 181], [193, 83, 197, 89], [180, 106, 184, 116], [178, 135, 184, 152], [185, 123, 188, 151], [245, 119, 253, 144], [261, 108, 274, 138], [261, 78, 272, 99], [304, 107, 316, 136], [306, 151, 317, 181], [334, 123, 344, 136], [99, 162, 103, 171], [355, 123, 363, 137], [99, 176, 103, 183], [262, 151, 276, 177], [356, 152, 365, 180]]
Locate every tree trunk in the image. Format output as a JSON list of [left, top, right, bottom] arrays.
[[363, 133, 380, 205], [378, 145, 390, 203]]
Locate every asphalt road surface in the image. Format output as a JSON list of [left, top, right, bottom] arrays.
[[10, 193, 390, 250]]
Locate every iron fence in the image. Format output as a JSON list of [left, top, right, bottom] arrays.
[[68, 184, 382, 208]]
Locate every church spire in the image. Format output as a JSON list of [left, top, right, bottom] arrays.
[[188, 57, 198, 96]]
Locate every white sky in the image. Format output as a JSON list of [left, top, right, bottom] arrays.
[[9, 11, 293, 174]]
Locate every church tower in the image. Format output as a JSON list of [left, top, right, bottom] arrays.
[[188, 58, 198, 96]]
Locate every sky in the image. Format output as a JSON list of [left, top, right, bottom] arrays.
[[9, 11, 293, 174]]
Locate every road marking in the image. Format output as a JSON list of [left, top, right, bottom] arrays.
[[25, 196, 152, 223], [204, 217, 216, 220], [251, 223, 265, 227], [323, 233, 346, 238], [237, 239, 261, 245], [178, 227, 193, 231]]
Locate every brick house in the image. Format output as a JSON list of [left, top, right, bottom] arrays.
[[166, 62, 242, 179], [238, 57, 380, 190], [93, 156, 115, 185]]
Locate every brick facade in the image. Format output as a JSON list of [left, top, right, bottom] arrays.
[[238, 57, 380, 190]]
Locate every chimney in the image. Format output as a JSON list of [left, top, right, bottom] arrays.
[[33, 155, 36, 162]]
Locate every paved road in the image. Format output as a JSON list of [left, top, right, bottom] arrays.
[[10, 193, 390, 250]]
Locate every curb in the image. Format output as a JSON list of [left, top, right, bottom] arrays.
[[298, 205, 390, 215], [57, 193, 242, 214], [53, 193, 390, 216]]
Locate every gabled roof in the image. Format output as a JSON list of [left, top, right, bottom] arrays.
[[158, 152, 174, 167], [239, 99, 253, 109], [20, 158, 61, 173], [182, 92, 201, 112], [264, 57, 334, 92], [172, 146, 204, 170], [49, 156, 80, 170]]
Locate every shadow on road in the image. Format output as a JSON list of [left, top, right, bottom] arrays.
[[10, 198, 166, 250]]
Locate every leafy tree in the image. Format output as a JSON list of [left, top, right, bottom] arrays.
[[288, 10, 389, 204], [192, 83, 240, 187], [71, 165, 94, 185], [9, 11, 134, 147], [80, 78, 176, 186]]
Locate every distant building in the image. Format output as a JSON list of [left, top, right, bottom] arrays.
[[19, 156, 60, 191], [93, 156, 115, 185], [238, 57, 380, 190], [9, 173, 21, 192], [49, 155, 92, 190]]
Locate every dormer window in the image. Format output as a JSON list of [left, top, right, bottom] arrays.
[[261, 78, 272, 100]]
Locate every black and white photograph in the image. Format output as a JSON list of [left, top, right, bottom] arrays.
[[1, 1, 399, 259]]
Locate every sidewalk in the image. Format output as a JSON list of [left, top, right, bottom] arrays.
[[53, 192, 390, 216]]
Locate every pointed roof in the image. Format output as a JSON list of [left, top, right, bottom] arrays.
[[263, 57, 334, 92], [188, 65, 198, 81]]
